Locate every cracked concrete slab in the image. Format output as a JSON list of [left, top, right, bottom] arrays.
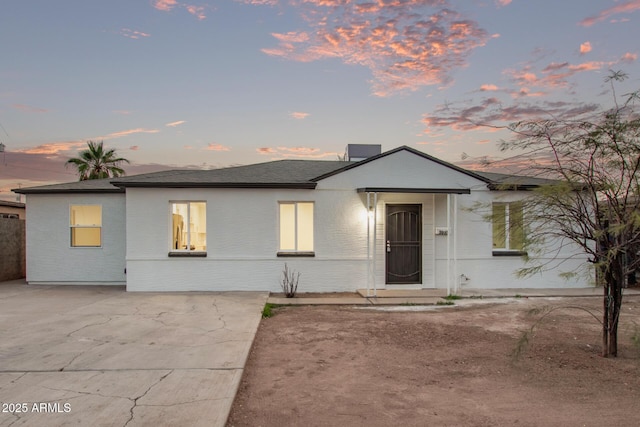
[[0, 282, 268, 426]]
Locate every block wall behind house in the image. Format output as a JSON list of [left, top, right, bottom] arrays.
[[0, 217, 26, 281], [25, 194, 126, 284], [0, 205, 26, 219]]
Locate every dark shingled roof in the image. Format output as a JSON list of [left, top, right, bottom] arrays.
[[13, 147, 555, 194], [14, 178, 123, 194], [110, 160, 352, 188], [0, 200, 25, 208], [473, 171, 560, 189]]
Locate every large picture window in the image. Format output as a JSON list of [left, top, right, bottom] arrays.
[[70, 205, 102, 247], [171, 202, 206, 252], [492, 202, 524, 252], [279, 202, 314, 254]]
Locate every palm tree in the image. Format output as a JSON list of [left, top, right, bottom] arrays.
[[66, 140, 130, 181]]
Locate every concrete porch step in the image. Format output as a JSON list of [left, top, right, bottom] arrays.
[[356, 289, 447, 298]]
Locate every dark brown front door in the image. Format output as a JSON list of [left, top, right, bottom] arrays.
[[386, 204, 422, 284]]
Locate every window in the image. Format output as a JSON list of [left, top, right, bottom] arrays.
[[70, 205, 101, 247], [170, 202, 206, 253], [492, 202, 524, 253], [279, 202, 314, 255]]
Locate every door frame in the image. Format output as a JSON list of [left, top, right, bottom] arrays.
[[385, 203, 422, 285]]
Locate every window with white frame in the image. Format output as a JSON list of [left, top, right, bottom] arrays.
[[492, 202, 524, 251], [70, 205, 102, 247], [170, 202, 206, 252], [279, 202, 314, 253]]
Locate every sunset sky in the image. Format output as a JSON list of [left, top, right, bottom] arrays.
[[1, 0, 639, 200]]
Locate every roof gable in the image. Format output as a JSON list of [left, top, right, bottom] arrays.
[[314, 146, 490, 191], [313, 146, 491, 183]]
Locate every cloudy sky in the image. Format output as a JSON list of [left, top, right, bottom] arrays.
[[1, 0, 639, 200]]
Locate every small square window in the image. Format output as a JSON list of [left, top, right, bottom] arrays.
[[70, 205, 102, 247]]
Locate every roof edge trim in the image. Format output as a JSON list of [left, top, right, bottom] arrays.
[[13, 188, 125, 195], [357, 187, 471, 194], [111, 182, 317, 189]]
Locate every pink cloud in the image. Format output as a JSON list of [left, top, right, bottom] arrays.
[[101, 128, 159, 139], [272, 32, 309, 43], [456, 152, 560, 176], [480, 84, 499, 91], [152, 0, 178, 11], [579, 41, 591, 54], [621, 52, 638, 63], [152, 0, 209, 20], [477, 82, 545, 98], [505, 60, 609, 91], [235, 0, 278, 4], [205, 143, 230, 151], [262, 2, 491, 96], [130, 146, 140, 151], [186, 5, 206, 20], [166, 120, 186, 127], [290, 111, 310, 119], [257, 146, 338, 158], [422, 98, 599, 132], [495, 0, 512, 7], [276, 146, 319, 153], [119, 28, 150, 39], [14, 129, 158, 156], [579, 0, 640, 26], [16, 141, 85, 155], [257, 147, 277, 154], [515, 88, 546, 98], [13, 104, 47, 113]]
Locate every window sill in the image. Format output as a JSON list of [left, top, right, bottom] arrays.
[[492, 250, 527, 257], [277, 251, 315, 257], [168, 252, 207, 258]]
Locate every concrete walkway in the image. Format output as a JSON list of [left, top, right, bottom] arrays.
[[0, 280, 268, 427], [4, 281, 639, 426]]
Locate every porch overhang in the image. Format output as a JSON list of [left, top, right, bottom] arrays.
[[357, 187, 470, 194], [360, 187, 464, 298]]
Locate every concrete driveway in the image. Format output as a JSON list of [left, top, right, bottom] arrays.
[[0, 280, 268, 426]]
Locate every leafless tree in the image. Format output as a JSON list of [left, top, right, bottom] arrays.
[[501, 71, 640, 357]]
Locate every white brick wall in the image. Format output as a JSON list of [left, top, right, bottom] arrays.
[[25, 193, 126, 284]]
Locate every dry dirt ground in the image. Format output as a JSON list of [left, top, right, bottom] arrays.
[[228, 295, 640, 427]]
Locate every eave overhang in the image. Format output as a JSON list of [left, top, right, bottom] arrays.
[[357, 187, 471, 194], [111, 182, 317, 189], [486, 184, 539, 191], [13, 188, 125, 194]]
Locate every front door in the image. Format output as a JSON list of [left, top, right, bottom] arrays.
[[386, 204, 422, 284]]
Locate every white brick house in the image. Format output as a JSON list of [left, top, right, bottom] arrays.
[[16, 146, 588, 292]]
